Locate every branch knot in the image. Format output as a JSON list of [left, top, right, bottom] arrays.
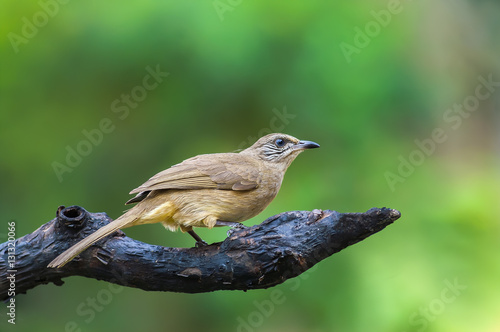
[[57, 205, 88, 229]]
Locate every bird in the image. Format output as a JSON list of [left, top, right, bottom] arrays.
[[48, 133, 319, 268]]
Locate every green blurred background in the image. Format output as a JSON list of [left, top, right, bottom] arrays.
[[1, 1, 499, 331]]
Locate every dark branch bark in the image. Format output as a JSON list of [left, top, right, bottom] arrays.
[[0, 205, 401, 300]]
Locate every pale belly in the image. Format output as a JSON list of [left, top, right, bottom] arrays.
[[135, 186, 280, 231], [170, 188, 276, 226]]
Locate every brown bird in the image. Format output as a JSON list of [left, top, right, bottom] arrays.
[[48, 133, 319, 268]]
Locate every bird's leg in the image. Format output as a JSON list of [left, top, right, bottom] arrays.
[[187, 229, 208, 247], [216, 220, 248, 237]]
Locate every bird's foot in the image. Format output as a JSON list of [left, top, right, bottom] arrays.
[[230, 223, 248, 230], [216, 220, 247, 229], [188, 230, 208, 248], [224, 222, 248, 237], [195, 240, 208, 248]]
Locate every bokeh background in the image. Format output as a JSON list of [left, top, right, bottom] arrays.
[[1, 1, 499, 331]]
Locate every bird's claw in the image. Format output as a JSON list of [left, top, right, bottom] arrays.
[[231, 223, 248, 230], [226, 224, 248, 237], [195, 240, 208, 248]]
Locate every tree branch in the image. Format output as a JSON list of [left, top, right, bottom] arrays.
[[0, 205, 400, 300]]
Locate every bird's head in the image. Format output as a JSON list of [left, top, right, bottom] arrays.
[[241, 133, 320, 169]]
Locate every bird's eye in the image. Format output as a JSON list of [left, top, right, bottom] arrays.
[[275, 138, 285, 148]]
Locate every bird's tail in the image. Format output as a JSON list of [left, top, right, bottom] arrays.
[[47, 211, 138, 268]]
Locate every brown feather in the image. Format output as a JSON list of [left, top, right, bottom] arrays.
[[129, 153, 260, 194]]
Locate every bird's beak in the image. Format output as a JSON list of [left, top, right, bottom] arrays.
[[293, 140, 320, 150]]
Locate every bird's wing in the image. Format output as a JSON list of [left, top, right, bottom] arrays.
[[129, 153, 260, 194]]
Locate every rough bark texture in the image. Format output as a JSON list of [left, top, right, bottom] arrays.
[[0, 205, 401, 300]]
